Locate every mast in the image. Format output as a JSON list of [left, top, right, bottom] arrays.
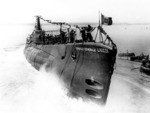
[[35, 16, 42, 30], [60, 23, 63, 43]]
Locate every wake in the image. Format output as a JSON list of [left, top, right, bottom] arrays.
[[0, 45, 150, 113]]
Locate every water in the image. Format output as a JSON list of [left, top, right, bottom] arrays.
[[106, 24, 150, 55], [0, 46, 102, 113], [0, 24, 150, 113]]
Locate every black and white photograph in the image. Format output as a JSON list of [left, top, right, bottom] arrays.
[[0, 0, 150, 113]]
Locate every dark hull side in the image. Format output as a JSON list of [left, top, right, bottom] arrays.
[[131, 57, 149, 62], [24, 42, 117, 105], [140, 66, 150, 75]]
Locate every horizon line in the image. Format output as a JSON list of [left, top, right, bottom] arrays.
[[1, 22, 150, 26]]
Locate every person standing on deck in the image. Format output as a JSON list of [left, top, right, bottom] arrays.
[[70, 30, 75, 43], [61, 30, 66, 43], [80, 27, 87, 42], [76, 26, 87, 42], [86, 25, 95, 42]]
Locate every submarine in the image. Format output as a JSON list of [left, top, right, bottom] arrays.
[[24, 15, 117, 105]]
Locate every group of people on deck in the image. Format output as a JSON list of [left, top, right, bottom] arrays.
[[30, 24, 96, 45], [78, 25, 95, 42], [60, 24, 95, 43]]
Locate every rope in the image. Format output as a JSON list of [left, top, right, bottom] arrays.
[[38, 16, 80, 31], [94, 28, 98, 42], [39, 16, 74, 27], [39, 16, 51, 23]]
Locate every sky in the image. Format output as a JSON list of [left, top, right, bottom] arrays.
[[0, 0, 150, 24], [0, 0, 150, 50]]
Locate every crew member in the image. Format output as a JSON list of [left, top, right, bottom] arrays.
[[61, 30, 66, 43], [86, 25, 95, 42], [76, 26, 87, 42], [80, 27, 87, 42], [70, 30, 75, 43]]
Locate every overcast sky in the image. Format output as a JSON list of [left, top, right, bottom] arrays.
[[0, 0, 150, 24]]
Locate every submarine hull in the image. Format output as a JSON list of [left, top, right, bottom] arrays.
[[24, 42, 116, 105]]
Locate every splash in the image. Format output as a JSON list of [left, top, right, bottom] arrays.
[[0, 46, 105, 113], [0, 45, 150, 113]]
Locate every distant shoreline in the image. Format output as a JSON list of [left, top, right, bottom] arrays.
[[1, 22, 150, 26]]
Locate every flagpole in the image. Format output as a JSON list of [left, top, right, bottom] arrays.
[[98, 11, 103, 42], [99, 11, 102, 27], [99, 11, 100, 27]]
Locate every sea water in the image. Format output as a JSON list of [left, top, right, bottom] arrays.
[[0, 24, 150, 113]]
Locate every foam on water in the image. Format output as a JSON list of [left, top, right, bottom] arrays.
[[0, 45, 150, 113], [0, 46, 105, 113], [1, 23, 150, 113]]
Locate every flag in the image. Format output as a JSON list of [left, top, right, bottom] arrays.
[[101, 14, 113, 25]]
